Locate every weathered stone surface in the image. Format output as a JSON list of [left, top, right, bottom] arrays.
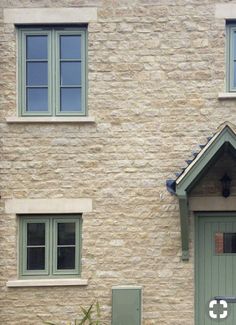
[[0, 0, 234, 324]]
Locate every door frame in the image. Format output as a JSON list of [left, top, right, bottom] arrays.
[[194, 212, 236, 325]]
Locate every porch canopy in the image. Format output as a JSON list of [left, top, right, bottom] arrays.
[[166, 123, 236, 261]]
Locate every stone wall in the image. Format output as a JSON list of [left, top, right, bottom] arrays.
[[0, 0, 235, 324], [190, 152, 236, 197]]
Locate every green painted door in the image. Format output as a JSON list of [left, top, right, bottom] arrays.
[[196, 215, 236, 324], [112, 287, 141, 325]]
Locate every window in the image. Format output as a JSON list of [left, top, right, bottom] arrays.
[[19, 215, 82, 277], [215, 232, 236, 254], [18, 27, 87, 116], [227, 23, 236, 92]]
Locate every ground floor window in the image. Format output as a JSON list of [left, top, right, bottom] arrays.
[[19, 215, 82, 277]]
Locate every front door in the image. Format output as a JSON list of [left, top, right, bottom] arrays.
[[196, 215, 236, 324]]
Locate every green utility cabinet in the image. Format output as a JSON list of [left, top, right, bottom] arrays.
[[112, 286, 142, 325]]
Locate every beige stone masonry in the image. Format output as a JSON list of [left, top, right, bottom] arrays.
[[2, 0, 234, 323], [3, 7, 98, 24], [176, 128, 221, 185], [5, 199, 92, 214]]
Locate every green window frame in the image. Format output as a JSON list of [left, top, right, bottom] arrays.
[[19, 215, 82, 278], [18, 26, 87, 116], [227, 23, 236, 92]]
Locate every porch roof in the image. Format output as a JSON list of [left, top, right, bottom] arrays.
[[166, 122, 236, 261]]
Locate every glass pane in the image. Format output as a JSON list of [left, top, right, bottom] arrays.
[[27, 62, 48, 86], [60, 88, 81, 112], [60, 62, 81, 86], [27, 247, 45, 270], [26, 35, 48, 60], [57, 247, 75, 269], [234, 62, 236, 88], [27, 223, 45, 246], [215, 232, 236, 254], [58, 222, 75, 245], [60, 35, 81, 59], [234, 32, 236, 60], [224, 233, 236, 253], [27, 88, 48, 112]]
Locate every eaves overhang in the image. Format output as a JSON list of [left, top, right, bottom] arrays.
[[166, 122, 236, 261]]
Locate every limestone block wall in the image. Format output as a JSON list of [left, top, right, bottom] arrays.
[[0, 0, 235, 324]]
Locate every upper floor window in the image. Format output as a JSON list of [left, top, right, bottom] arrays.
[[227, 23, 236, 92], [18, 26, 87, 116]]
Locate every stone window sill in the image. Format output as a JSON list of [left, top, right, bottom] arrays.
[[6, 278, 88, 287], [6, 116, 95, 123], [218, 92, 236, 99]]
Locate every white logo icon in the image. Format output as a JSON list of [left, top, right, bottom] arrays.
[[209, 299, 228, 319]]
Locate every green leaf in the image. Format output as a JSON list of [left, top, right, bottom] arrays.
[[37, 301, 105, 325], [79, 304, 94, 324], [95, 301, 101, 318], [37, 315, 57, 325]]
